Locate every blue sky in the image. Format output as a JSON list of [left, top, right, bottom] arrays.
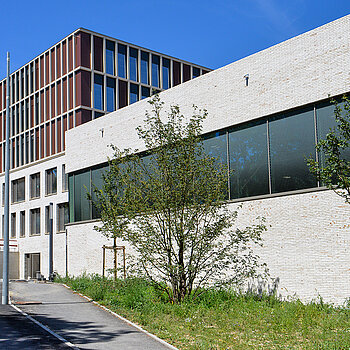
[[1, 0, 350, 79]]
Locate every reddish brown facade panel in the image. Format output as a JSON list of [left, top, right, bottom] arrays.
[[51, 121, 56, 155], [68, 112, 73, 129], [76, 108, 92, 127], [173, 61, 181, 86], [183, 64, 190, 82], [62, 78, 67, 113], [0, 113, 2, 142], [45, 52, 49, 85], [57, 117, 62, 153], [57, 81, 61, 116], [45, 88, 49, 121], [40, 126, 44, 158], [63, 115, 67, 149], [81, 32, 91, 68], [30, 97, 34, 127], [56, 45, 61, 79], [51, 85, 55, 118], [75, 70, 91, 107], [94, 36, 103, 72], [75, 72, 81, 107], [62, 41, 67, 75], [40, 55, 45, 88], [0, 82, 2, 110], [75, 33, 81, 68], [51, 49, 55, 83], [35, 128, 39, 160], [68, 75, 73, 110], [118, 80, 128, 109], [45, 123, 50, 157], [40, 91, 44, 123], [0, 144, 2, 173], [68, 36, 73, 72], [35, 60, 39, 91]]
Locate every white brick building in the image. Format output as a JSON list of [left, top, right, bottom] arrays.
[[3, 15, 350, 304]]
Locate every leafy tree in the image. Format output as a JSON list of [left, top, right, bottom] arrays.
[[92, 96, 267, 303], [308, 96, 350, 203]]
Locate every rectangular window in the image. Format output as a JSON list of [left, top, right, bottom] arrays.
[[229, 121, 269, 199], [106, 78, 116, 112], [162, 58, 170, 89], [141, 86, 150, 100], [11, 213, 16, 239], [94, 74, 104, 110], [46, 168, 57, 195], [30, 173, 40, 199], [193, 67, 200, 78], [12, 177, 25, 203], [45, 205, 50, 234], [269, 107, 317, 193], [151, 55, 160, 88], [105, 40, 115, 75], [30, 208, 40, 235], [20, 211, 25, 238], [74, 171, 90, 222], [118, 44, 127, 79], [130, 84, 139, 104], [57, 203, 69, 232], [62, 165, 68, 192], [129, 48, 138, 82], [141, 51, 149, 85]]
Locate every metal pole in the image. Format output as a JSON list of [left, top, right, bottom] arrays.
[[2, 52, 10, 305], [49, 202, 53, 281]]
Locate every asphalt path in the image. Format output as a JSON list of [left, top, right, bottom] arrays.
[[0, 282, 70, 349], [9, 281, 172, 350]]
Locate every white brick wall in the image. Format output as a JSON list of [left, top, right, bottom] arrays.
[[65, 189, 350, 305], [66, 14, 350, 173]]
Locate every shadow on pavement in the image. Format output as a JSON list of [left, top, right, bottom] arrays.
[[0, 305, 69, 349], [16, 307, 138, 348]]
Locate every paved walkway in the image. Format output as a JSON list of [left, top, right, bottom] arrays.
[[0, 281, 70, 349], [10, 281, 173, 350]]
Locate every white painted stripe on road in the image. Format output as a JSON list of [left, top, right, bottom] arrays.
[[10, 302, 79, 350], [62, 283, 179, 350]]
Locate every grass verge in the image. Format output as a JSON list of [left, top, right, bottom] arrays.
[[56, 275, 350, 349]]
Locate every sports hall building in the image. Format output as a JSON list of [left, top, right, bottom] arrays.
[[2, 16, 350, 304]]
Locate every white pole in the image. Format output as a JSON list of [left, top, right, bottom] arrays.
[[2, 52, 10, 304]]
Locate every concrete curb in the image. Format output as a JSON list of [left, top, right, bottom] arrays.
[[9, 301, 79, 349], [61, 283, 179, 350]]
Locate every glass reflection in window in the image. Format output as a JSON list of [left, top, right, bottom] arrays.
[[130, 84, 139, 104], [162, 58, 170, 89], [106, 77, 115, 112], [94, 74, 104, 110], [269, 108, 317, 193], [129, 48, 138, 82], [141, 51, 149, 85], [229, 121, 269, 199], [105, 40, 115, 75], [118, 44, 127, 79], [151, 55, 160, 88]]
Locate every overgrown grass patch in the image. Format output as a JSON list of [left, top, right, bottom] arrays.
[[56, 275, 350, 349]]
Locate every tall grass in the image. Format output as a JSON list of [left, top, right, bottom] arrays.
[[56, 275, 350, 349]]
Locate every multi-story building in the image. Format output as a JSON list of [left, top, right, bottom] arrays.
[[1, 16, 350, 305], [0, 28, 210, 279], [65, 15, 350, 305]]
